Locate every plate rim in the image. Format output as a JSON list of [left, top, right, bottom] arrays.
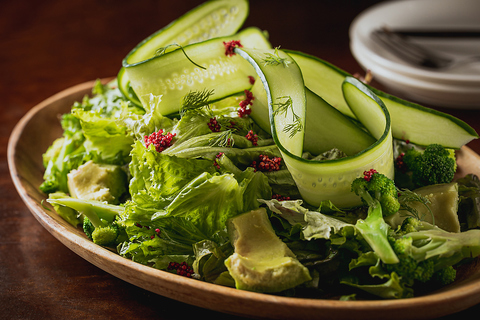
[[349, 0, 480, 84], [7, 79, 480, 319]]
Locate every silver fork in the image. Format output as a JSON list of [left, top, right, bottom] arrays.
[[371, 27, 480, 70]]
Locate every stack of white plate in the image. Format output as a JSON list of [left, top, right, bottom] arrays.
[[349, 0, 480, 109]]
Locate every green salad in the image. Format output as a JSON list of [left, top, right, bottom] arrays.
[[41, 0, 480, 300]]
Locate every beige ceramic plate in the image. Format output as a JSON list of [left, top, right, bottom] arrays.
[[8, 80, 480, 319]]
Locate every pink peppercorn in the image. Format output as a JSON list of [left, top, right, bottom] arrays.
[[208, 117, 221, 132], [245, 130, 258, 146], [272, 194, 291, 201], [167, 261, 194, 278], [144, 129, 176, 153], [250, 155, 281, 172], [223, 40, 243, 56], [363, 169, 378, 182], [238, 89, 254, 118]]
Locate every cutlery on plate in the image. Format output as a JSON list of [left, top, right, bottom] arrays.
[[371, 27, 480, 70]]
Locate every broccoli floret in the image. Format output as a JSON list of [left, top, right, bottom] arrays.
[[351, 169, 400, 216], [385, 236, 436, 284], [397, 216, 424, 235], [48, 197, 126, 247], [92, 224, 121, 246], [431, 266, 456, 286], [351, 169, 400, 264], [83, 216, 95, 240], [83, 215, 125, 247], [344, 214, 477, 299], [385, 216, 480, 290], [401, 144, 456, 188]]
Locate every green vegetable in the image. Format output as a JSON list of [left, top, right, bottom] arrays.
[[398, 143, 456, 189], [123, 0, 249, 66], [388, 183, 460, 233], [343, 215, 480, 299], [351, 170, 400, 217], [386, 236, 438, 284], [286, 50, 478, 149], [225, 207, 311, 292], [351, 170, 400, 264], [249, 77, 375, 157], [119, 0, 250, 107], [47, 192, 83, 227], [235, 48, 394, 208], [40, 80, 135, 194], [47, 197, 126, 247], [396, 217, 480, 269], [40, 113, 85, 194], [124, 27, 272, 115], [83, 216, 122, 247], [385, 217, 480, 291]]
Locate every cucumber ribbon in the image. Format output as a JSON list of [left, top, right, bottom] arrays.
[[119, 0, 250, 107], [235, 47, 394, 208], [123, 27, 272, 116]]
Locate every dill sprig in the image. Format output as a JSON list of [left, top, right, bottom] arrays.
[[262, 47, 291, 67], [155, 43, 206, 70], [273, 96, 293, 117], [398, 188, 434, 224], [273, 96, 303, 138], [209, 130, 234, 148], [180, 89, 215, 117], [283, 114, 303, 138]]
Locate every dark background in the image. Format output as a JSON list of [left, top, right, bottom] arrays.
[[2, 0, 479, 319]]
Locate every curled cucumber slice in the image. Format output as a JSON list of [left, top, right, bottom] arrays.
[[124, 27, 272, 115], [119, 0, 250, 107], [286, 50, 478, 149], [236, 47, 393, 207], [117, 67, 141, 107], [124, 0, 249, 66], [249, 76, 375, 157]]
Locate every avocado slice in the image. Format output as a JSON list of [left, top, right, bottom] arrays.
[[225, 208, 311, 293], [386, 182, 460, 232], [67, 160, 128, 204]]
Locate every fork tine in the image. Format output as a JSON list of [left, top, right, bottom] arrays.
[[381, 30, 427, 59], [371, 27, 452, 68], [372, 29, 426, 64]]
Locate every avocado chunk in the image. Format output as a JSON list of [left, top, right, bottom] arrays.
[[386, 182, 460, 232], [225, 208, 311, 293], [67, 160, 127, 204]]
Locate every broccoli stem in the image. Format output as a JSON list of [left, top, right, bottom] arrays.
[[47, 197, 123, 228], [356, 199, 399, 264]]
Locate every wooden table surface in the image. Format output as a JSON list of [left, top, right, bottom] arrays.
[[2, 0, 480, 319]]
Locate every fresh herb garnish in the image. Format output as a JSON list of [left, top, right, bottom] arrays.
[[180, 89, 215, 117], [155, 43, 207, 70], [209, 130, 234, 147], [262, 47, 291, 67], [398, 188, 434, 224], [273, 96, 303, 138]]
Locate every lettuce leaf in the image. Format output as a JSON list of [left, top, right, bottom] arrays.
[[40, 113, 87, 193], [156, 172, 244, 237], [72, 108, 133, 165], [129, 140, 216, 201], [260, 199, 354, 241]]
